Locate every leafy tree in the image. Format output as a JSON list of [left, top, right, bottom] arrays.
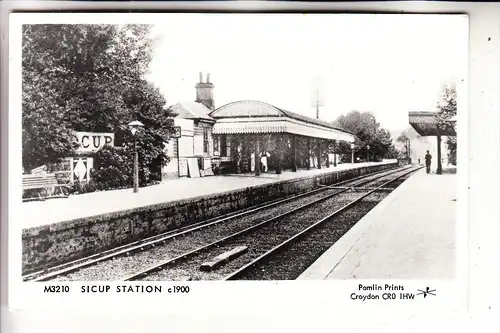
[[89, 146, 132, 190], [436, 83, 457, 165], [393, 126, 434, 162], [22, 24, 175, 180], [396, 132, 408, 144], [436, 83, 457, 133], [332, 111, 396, 162], [396, 132, 410, 158], [386, 145, 403, 159]]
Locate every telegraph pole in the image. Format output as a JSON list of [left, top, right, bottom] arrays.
[[311, 77, 324, 120], [315, 87, 320, 119]]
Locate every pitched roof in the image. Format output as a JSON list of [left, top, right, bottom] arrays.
[[408, 111, 456, 136], [169, 102, 215, 122], [209, 100, 354, 135]]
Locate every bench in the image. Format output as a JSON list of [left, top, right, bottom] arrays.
[[22, 174, 70, 202]]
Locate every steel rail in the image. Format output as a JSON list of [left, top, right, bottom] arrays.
[[29, 165, 405, 281], [122, 166, 415, 281], [224, 166, 423, 280]]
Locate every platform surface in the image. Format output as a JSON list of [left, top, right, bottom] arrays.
[[21, 161, 393, 229], [298, 167, 457, 280]]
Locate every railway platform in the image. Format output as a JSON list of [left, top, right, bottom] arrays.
[[298, 167, 457, 280], [21, 161, 394, 229]]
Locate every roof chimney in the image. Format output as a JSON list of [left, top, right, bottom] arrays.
[[195, 72, 215, 110]]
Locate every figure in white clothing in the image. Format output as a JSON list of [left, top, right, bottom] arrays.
[[260, 151, 270, 172]]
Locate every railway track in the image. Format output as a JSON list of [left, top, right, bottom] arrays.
[[225, 166, 421, 280], [124, 166, 420, 281], [28, 165, 411, 282]]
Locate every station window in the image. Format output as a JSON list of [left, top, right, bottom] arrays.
[[203, 127, 209, 154], [213, 137, 219, 155]]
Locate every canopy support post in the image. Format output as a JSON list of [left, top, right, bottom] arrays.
[[317, 139, 322, 169], [292, 135, 297, 172], [437, 135, 442, 175], [307, 137, 311, 170], [255, 134, 261, 176]]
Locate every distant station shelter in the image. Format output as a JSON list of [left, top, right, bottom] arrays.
[[408, 111, 456, 174], [210, 100, 355, 175]]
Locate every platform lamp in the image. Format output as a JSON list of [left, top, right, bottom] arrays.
[[366, 145, 370, 163], [350, 143, 355, 164], [128, 120, 144, 193]]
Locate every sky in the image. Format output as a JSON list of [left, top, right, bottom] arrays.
[[146, 14, 468, 134]]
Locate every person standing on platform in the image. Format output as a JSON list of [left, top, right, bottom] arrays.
[[425, 150, 432, 174], [260, 151, 270, 172]]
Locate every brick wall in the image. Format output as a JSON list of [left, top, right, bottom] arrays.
[[22, 162, 397, 274]]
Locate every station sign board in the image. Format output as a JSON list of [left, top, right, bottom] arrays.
[[74, 132, 114, 153]]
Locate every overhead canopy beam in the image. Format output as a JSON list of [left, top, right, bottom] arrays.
[[408, 111, 456, 136], [210, 100, 356, 143], [408, 111, 456, 175], [213, 117, 355, 142]]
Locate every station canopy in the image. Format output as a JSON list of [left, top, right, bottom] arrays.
[[209, 100, 355, 142], [408, 111, 456, 137]]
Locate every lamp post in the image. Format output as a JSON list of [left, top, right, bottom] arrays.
[[366, 145, 370, 163], [350, 143, 355, 164], [128, 120, 144, 193]]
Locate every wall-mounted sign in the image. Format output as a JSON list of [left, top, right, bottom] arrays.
[[72, 157, 93, 183], [74, 132, 114, 153], [172, 126, 182, 138]]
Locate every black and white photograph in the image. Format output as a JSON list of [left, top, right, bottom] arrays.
[[5, 2, 500, 332], [15, 13, 466, 284]]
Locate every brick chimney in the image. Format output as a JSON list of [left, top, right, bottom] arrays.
[[195, 72, 215, 110]]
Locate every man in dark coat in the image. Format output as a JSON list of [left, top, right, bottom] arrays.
[[425, 150, 432, 174]]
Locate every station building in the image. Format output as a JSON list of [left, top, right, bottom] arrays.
[[162, 73, 216, 179], [162, 73, 356, 179]]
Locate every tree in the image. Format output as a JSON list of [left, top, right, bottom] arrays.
[[396, 132, 410, 158], [386, 145, 402, 159], [436, 83, 457, 165], [22, 24, 175, 179], [332, 111, 396, 162], [393, 126, 433, 162]]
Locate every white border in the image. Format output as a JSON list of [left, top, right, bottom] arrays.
[[2, 4, 498, 333], [8, 10, 468, 312]]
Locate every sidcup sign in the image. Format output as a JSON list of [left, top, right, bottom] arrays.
[[74, 132, 114, 153]]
